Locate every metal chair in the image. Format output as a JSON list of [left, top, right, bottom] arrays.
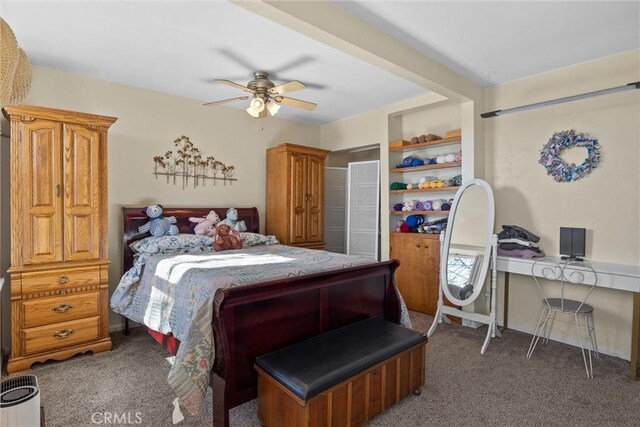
[[526, 258, 599, 378]]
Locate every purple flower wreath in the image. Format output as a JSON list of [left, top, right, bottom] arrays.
[[539, 129, 601, 182]]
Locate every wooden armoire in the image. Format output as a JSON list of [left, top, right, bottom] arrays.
[[266, 143, 329, 250], [3, 105, 116, 373]]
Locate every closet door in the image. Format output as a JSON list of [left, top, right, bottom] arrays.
[[21, 120, 64, 265], [324, 167, 347, 253], [63, 124, 101, 261], [306, 155, 324, 243], [289, 153, 308, 244], [346, 161, 380, 260]]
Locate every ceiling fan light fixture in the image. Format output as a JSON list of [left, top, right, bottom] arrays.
[[246, 96, 265, 118], [266, 100, 281, 116]]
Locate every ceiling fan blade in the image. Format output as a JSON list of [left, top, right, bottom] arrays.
[[203, 96, 249, 106], [274, 96, 317, 111], [268, 80, 307, 95], [214, 79, 254, 93]]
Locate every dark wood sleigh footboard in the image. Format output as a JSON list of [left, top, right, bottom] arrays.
[[210, 259, 400, 427]]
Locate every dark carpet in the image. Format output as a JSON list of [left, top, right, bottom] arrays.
[[10, 312, 640, 426]]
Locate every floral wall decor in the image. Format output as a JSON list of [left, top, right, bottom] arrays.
[[153, 135, 237, 188], [539, 129, 601, 183]]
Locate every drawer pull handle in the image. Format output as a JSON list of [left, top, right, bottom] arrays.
[[52, 329, 74, 339], [52, 303, 74, 313], [415, 243, 420, 248], [423, 244, 429, 249], [58, 275, 69, 284]]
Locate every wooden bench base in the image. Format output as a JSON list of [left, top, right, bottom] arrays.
[[257, 343, 425, 427]]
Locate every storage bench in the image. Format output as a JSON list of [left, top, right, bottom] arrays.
[[255, 317, 428, 427]]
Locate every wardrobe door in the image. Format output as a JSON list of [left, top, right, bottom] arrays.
[[21, 120, 64, 265], [289, 153, 308, 244], [63, 124, 101, 261], [306, 155, 324, 243]]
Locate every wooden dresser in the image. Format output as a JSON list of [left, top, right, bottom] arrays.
[[266, 143, 329, 250], [3, 105, 116, 373]]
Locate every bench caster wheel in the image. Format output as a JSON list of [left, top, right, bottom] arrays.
[[412, 389, 421, 396]]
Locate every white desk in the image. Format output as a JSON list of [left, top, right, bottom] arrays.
[[497, 255, 640, 380]]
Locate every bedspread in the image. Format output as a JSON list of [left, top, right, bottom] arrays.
[[111, 244, 411, 415]]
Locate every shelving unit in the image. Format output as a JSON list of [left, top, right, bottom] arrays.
[[389, 136, 461, 152], [391, 210, 449, 215], [390, 161, 461, 173], [391, 186, 460, 194]]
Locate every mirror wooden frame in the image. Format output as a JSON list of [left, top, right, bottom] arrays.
[[427, 179, 501, 354]]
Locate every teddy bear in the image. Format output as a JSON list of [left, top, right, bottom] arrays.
[[218, 207, 247, 232], [189, 210, 220, 237], [138, 204, 179, 237], [213, 224, 243, 251]]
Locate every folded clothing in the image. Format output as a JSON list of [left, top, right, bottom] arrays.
[[498, 225, 540, 243], [498, 247, 545, 259], [499, 243, 543, 253], [498, 238, 538, 248]]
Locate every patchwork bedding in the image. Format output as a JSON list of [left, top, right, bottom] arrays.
[[110, 244, 411, 415]]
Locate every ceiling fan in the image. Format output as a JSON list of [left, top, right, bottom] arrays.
[[204, 71, 317, 118]]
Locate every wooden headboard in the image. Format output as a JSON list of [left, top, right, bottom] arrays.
[[122, 206, 259, 274]]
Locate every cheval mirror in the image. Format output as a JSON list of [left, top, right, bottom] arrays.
[[427, 179, 500, 354]]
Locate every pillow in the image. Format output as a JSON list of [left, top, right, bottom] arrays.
[[239, 232, 280, 247], [130, 233, 215, 254]]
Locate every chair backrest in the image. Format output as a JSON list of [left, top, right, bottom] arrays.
[[531, 258, 598, 313]]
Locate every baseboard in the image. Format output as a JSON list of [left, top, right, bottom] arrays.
[[504, 320, 629, 361]]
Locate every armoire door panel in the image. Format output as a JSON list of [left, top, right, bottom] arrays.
[[306, 155, 324, 243], [289, 153, 308, 243], [22, 121, 64, 264], [63, 124, 101, 261]]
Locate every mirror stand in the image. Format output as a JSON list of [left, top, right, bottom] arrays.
[[427, 233, 501, 354]]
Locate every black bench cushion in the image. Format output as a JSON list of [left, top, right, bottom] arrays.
[[255, 317, 427, 401]]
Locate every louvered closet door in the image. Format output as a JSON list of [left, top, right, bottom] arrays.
[[289, 153, 308, 244], [21, 120, 64, 265], [63, 124, 101, 261], [306, 155, 324, 243], [346, 161, 380, 260]]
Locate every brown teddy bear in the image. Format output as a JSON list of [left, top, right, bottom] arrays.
[[213, 224, 243, 251]]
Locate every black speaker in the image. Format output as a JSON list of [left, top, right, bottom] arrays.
[[560, 227, 586, 261]]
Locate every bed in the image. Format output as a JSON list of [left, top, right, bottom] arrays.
[[117, 206, 402, 427]]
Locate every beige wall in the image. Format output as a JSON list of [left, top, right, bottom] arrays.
[[0, 66, 320, 336], [486, 49, 640, 359]]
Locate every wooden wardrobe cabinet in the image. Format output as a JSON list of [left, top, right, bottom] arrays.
[[266, 143, 329, 250], [3, 105, 116, 373], [390, 233, 440, 315]]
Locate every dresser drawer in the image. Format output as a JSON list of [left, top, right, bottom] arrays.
[[22, 292, 99, 328], [23, 316, 100, 355], [21, 266, 101, 294]]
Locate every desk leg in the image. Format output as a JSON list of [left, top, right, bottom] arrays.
[[503, 272, 510, 330], [631, 291, 640, 381]]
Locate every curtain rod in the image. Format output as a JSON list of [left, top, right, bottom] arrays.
[[481, 81, 640, 119]]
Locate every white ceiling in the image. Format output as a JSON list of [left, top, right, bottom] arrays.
[[1, 1, 427, 125], [335, 1, 640, 86], [3, 1, 639, 125]]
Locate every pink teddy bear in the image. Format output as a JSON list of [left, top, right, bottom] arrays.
[[189, 210, 220, 237]]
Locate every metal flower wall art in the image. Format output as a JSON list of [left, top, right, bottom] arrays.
[[153, 135, 237, 188]]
